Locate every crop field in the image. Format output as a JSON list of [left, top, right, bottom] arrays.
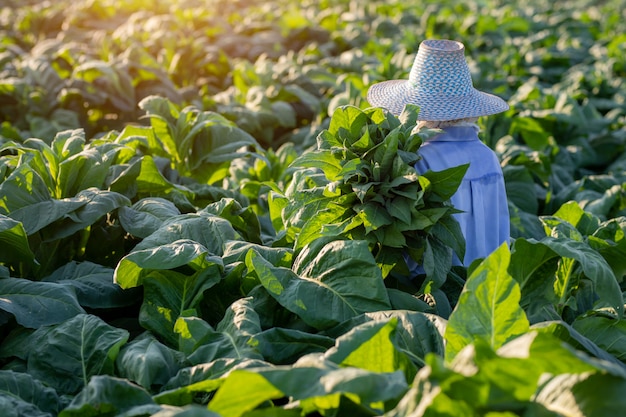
[[1, 0, 626, 415]]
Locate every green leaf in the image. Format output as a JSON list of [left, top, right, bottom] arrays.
[[133, 214, 237, 255], [8, 198, 87, 235], [0, 394, 53, 417], [201, 198, 262, 244], [327, 105, 368, 139], [291, 150, 343, 181], [0, 155, 52, 213], [592, 217, 626, 280], [222, 241, 292, 268], [541, 236, 623, 317], [58, 375, 159, 417], [140, 268, 223, 347], [571, 315, 626, 363], [174, 314, 263, 365], [534, 372, 626, 416], [420, 163, 469, 201], [508, 238, 561, 323], [208, 366, 407, 417], [510, 116, 551, 151], [252, 328, 335, 365], [422, 235, 453, 291], [28, 314, 129, 395], [0, 215, 37, 266], [247, 240, 391, 330], [114, 239, 223, 289], [118, 197, 181, 239], [552, 201, 600, 235], [154, 359, 268, 406], [0, 370, 62, 415], [532, 320, 622, 366], [445, 244, 530, 362], [430, 214, 466, 263], [324, 310, 446, 365], [57, 147, 111, 198], [503, 165, 539, 214], [151, 405, 224, 416], [23, 188, 130, 240], [116, 332, 185, 390], [42, 261, 138, 309], [324, 318, 416, 380], [0, 278, 85, 328]]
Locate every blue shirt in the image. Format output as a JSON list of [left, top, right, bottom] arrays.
[[414, 125, 510, 266]]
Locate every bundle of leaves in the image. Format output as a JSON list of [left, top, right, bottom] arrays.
[[275, 104, 468, 289]]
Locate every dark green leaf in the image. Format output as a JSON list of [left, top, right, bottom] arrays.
[[28, 314, 129, 395], [118, 198, 181, 239], [58, 375, 159, 417], [253, 328, 334, 365], [116, 332, 185, 390], [0, 370, 61, 415], [247, 240, 391, 330], [0, 278, 85, 328], [43, 261, 138, 309]]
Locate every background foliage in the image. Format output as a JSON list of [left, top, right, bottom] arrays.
[[1, 0, 626, 416]]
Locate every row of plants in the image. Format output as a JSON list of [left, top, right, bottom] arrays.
[[1, 0, 626, 415]]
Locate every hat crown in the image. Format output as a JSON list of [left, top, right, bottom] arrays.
[[408, 40, 473, 96]]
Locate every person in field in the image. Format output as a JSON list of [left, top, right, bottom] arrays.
[[367, 39, 510, 267]]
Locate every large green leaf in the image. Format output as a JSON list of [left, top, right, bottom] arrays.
[[387, 330, 614, 417], [133, 213, 237, 255], [541, 236, 623, 318], [201, 198, 262, 244], [252, 328, 335, 365], [58, 375, 159, 417], [324, 318, 416, 381], [0, 394, 53, 417], [534, 372, 626, 416], [291, 149, 343, 181], [571, 315, 626, 363], [28, 314, 129, 395], [116, 332, 185, 391], [503, 165, 539, 215], [8, 188, 130, 240], [0, 215, 36, 266], [419, 163, 469, 201], [508, 238, 561, 323], [117, 197, 181, 239], [43, 261, 138, 309], [445, 244, 530, 362], [0, 370, 62, 416], [532, 320, 623, 366], [0, 278, 85, 328], [154, 359, 269, 406], [57, 146, 112, 199], [114, 239, 223, 289], [174, 314, 263, 365], [326, 105, 369, 139], [207, 366, 408, 417], [47, 188, 130, 240], [8, 198, 87, 235], [0, 154, 52, 213], [247, 239, 391, 330], [139, 268, 223, 347], [324, 310, 446, 372], [151, 405, 223, 416]]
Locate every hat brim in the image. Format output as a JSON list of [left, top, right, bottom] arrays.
[[367, 79, 509, 120]]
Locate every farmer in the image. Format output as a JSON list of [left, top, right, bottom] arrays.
[[367, 39, 510, 267]]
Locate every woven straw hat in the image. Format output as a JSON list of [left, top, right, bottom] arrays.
[[367, 39, 509, 120]]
